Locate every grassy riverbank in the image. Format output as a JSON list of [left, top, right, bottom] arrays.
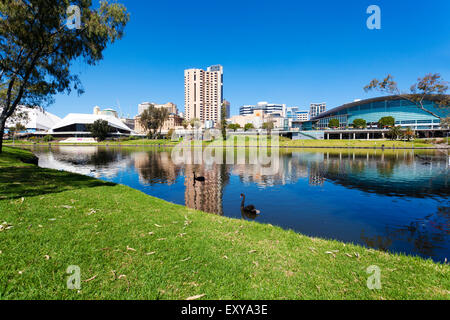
[[0, 147, 448, 300], [3, 137, 441, 148]]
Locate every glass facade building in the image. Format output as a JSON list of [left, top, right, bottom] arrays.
[[286, 107, 309, 121], [310, 96, 448, 130]]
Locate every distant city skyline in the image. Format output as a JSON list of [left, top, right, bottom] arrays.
[[46, 0, 449, 119]]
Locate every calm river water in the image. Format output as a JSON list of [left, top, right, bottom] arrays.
[[28, 146, 449, 262]]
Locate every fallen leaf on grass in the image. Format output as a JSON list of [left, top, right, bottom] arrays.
[[181, 257, 191, 262], [148, 232, 155, 236], [126, 246, 136, 252], [0, 222, 13, 232], [157, 238, 166, 241], [345, 253, 353, 258], [186, 294, 206, 301], [325, 251, 336, 258], [61, 205, 74, 209], [44, 255, 51, 260], [154, 224, 163, 228], [223, 255, 228, 259], [248, 250, 257, 254], [146, 252, 156, 256]]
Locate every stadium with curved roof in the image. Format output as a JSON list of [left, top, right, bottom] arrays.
[[308, 95, 449, 130], [50, 113, 133, 136]]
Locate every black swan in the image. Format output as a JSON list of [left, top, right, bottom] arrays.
[[193, 172, 205, 182], [240, 194, 260, 215]]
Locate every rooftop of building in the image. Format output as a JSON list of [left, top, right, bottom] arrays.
[[311, 94, 449, 120]]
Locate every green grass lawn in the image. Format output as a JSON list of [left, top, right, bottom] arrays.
[[3, 137, 439, 148], [3, 138, 179, 146], [0, 146, 38, 168], [0, 147, 448, 300], [278, 138, 434, 148]]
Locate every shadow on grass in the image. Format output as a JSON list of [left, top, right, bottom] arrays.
[[0, 167, 116, 200]]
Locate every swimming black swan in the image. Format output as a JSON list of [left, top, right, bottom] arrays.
[[193, 172, 205, 182], [240, 194, 260, 215]]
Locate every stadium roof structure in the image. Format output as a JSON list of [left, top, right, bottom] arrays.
[[312, 94, 449, 120], [50, 113, 133, 133], [5, 106, 61, 131]]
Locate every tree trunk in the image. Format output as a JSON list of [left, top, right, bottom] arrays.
[[0, 116, 6, 154]]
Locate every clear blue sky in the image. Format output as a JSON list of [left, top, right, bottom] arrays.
[[49, 0, 450, 118]]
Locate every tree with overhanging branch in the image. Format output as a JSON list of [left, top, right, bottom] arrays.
[[0, 0, 129, 153], [364, 73, 450, 120]]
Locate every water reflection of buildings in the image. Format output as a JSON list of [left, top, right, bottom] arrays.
[[34, 146, 133, 179], [319, 151, 449, 198], [308, 165, 326, 186], [184, 164, 229, 215], [132, 151, 229, 215], [134, 152, 181, 186], [232, 153, 309, 187]]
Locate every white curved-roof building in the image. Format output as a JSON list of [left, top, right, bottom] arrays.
[[50, 113, 133, 134], [5, 106, 61, 132]]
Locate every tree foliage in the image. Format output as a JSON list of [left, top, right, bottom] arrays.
[[387, 126, 402, 140], [262, 122, 274, 130], [352, 118, 366, 129], [441, 117, 450, 130], [189, 118, 201, 130], [0, 0, 129, 152], [227, 123, 241, 131], [88, 119, 110, 141], [221, 102, 227, 140], [402, 128, 415, 141], [139, 105, 169, 139], [328, 118, 340, 128], [378, 116, 395, 128], [244, 123, 255, 131], [364, 73, 450, 119]]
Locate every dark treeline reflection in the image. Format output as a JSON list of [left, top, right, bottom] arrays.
[[31, 146, 449, 262], [316, 151, 449, 198], [361, 206, 450, 258]]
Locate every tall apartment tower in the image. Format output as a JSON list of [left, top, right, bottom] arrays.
[[184, 65, 223, 123], [310, 102, 326, 119]]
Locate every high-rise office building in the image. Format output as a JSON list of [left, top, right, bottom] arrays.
[[286, 107, 309, 121], [310, 103, 326, 119], [240, 102, 285, 116], [184, 65, 224, 123]]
